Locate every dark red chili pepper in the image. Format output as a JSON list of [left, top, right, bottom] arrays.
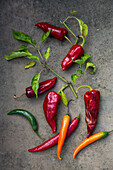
[[35, 22, 68, 41], [84, 90, 100, 138], [28, 115, 80, 152], [14, 77, 57, 99], [61, 44, 84, 71], [43, 91, 61, 133]]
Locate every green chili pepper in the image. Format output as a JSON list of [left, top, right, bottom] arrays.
[[8, 109, 44, 140]]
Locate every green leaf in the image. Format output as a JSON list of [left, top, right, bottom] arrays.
[[26, 55, 40, 62], [24, 61, 36, 69], [85, 61, 96, 74], [12, 29, 32, 44], [32, 40, 37, 46], [76, 18, 84, 35], [73, 59, 83, 67], [4, 50, 32, 60], [82, 24, 88, 38], [75, 69, 83, 74], [31, 72, 41, 98], [71, 74, 79, 84], [42, 29, 52, 44], [71, 9, 77, 15], [59, 90, 68, 106], [44, 46, 50, 60], [18, 45, 28, 51], [73, 53, 91, 67]]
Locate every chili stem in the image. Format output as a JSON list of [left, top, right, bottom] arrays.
[[31, 43, 44, 61], [69, 84, 77, 98], [45, 64, 68, 83], [14, 92, 26, 99], [58, 84, 69, 94], [64, 35, 73, 46], [76, 85, 93, 92], [62, 16, 76, 38]]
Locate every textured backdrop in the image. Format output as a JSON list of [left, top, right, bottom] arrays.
[[0, 0, 113, 169]]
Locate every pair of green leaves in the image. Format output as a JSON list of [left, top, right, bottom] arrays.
[[71, 53, 96, 83]]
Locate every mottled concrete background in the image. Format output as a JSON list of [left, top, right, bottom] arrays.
[[0, 0, 113, 169]]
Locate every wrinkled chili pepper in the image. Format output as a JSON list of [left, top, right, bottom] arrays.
[[28, 115, 79, 152], [57, 114, 70, 160], [73, 130, 113, 159], [61, 44, 84, 71], [43, 91, 61, 133], [7, 109, 44, 140], [35, 22, 68, 41], [84, 90, 100, 138], [14, 77, 57, 99]]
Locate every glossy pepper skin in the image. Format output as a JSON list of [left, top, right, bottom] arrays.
[[84, 90, 100, 138], [61, 44, 84, 71], [43, 91, 61, 133], [28, 116, 80, 152], [35, 22, 68, 41], [26, 77, 57, 98]]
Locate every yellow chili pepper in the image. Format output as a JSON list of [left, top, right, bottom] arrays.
[[73, 130, 113, 159]]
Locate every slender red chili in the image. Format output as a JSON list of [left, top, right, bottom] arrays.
[[14, 77, 57, 99], [84, 90, 100, 138], [28, 115, 79, 152], [35, 22, 68, 41], [43, 91, 61, 133], [61, 44, 84, 71]]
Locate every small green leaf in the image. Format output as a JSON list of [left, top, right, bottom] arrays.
[[82, 24, 88, 38], [31, 72, 41, 98], [4, 50, 32, 60], [18, 45, 28, 51], [24, 61, 36, 69], [44, 46, 50, 60], [73, 59, 83, 67], [32, 40, 37, 46], [73, 53, 91, 67], [12, 29, 32, 44], [71, 9, 77, 15], [76, 18, 84, 35], [26, 55, 40, 62], [42, 29, 52, 44], [71, 74, 79, 84], [85, 61, 96, 74], [75, 69, 83, 74], [59, 90, 68, 106]]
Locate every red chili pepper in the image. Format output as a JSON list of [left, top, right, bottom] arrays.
[[35, 22, 68, 41], [14, 77, 57, 99], [84, 90, 100, 138], [61, 44, 84, 71], [28, 115, 80, 152], [43, 91, 61, 133]]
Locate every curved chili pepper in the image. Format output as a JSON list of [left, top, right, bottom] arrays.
[[7, 109, 44, 140], [28, 115, 80, 152], [57, 114, 70, 160], [73, 130, 113, 159], [84, 90, 100, 138], [35, 22, 68, 41], [61, 44, 84, 71], [14, 77, 57, 99], [43, 91, 61, 133]]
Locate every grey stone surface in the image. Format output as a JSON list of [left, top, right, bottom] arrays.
[[0, 0, 113, 169]]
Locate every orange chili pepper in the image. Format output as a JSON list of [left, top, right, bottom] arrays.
[[73, 130, 113, 159], [57, 114, 70, 160]]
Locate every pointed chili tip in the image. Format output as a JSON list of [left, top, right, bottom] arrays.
[[76, 114, 80, 120], [57, 156, 62, 160]]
